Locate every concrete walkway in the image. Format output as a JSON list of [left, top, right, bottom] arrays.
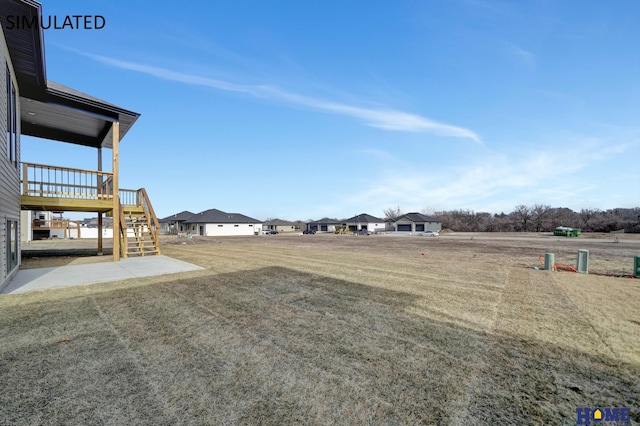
[[2, 255, 203, 295]]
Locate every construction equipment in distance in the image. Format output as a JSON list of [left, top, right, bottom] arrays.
[[553, 226, 582, 237]]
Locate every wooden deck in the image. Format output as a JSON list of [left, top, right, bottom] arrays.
[[20, 162, 160, 259], [20, 162, 145, 212]]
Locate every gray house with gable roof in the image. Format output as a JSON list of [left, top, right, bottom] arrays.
[[391, 213, 441, 232], [158, 210, 195, 235], [306, 218, 343, 233]]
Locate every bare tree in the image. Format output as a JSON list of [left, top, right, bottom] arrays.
[[512, 204, 532, 231], [549, 207, 580, 229], [431, 209, 491, 231], [486, 212, 513, 232], [579, 208, 601, 230], [531, 204, 552, 232], [383, 206, 403, 221], [421, 207, 436, 216]]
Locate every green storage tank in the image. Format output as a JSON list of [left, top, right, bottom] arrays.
[[635, 256, 640, 278]]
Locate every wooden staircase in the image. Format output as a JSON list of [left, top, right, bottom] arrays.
[[118, 188, 161, 258]]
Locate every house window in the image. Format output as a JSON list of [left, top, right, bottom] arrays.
[[5, 65, 18, 168], [249, 224, 253, 227], [234, 225, 239, 227], [6, 220, 18, 275], [218, 225, 223, 227], [415, 224, 425, 232]]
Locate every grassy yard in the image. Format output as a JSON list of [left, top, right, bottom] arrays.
[[1, 234, 639, 424]]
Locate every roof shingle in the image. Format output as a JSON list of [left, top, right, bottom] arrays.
[[395, 212, 440, 222], [185, 209, 261, 224], [344, 213, 384, 223], [158, 211, 195, 223]]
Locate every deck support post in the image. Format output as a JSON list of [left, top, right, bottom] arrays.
[[97, 147, 103, 255], [112, 123, 120, 261]]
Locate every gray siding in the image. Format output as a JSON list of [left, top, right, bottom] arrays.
[[424, 222, 441, 232], [0, 26, 21, 292]]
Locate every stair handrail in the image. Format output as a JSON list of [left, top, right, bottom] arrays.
[[138, 187, 161, 254]]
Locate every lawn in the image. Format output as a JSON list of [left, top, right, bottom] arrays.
[[1, 234, 639, 424]]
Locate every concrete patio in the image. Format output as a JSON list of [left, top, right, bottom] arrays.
[[2, 255, 203, 295]]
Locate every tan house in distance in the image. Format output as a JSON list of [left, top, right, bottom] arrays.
[[263, 219, 297, 233]]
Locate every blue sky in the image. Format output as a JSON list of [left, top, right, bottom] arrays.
[[23, 0, 640, 221]]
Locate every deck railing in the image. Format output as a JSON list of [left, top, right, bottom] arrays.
[[119, 189, 138, 206], [22, 162, 114, 200], [32, 219, 80, 229]]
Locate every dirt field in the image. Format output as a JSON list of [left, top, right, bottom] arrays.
[[2, 233, 639, 424]]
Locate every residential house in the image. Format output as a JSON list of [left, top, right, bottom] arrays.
[[263, 219, 297, 233], [20, 210, 80, 241], [391, 213, 442, 232], [20, 210, 50, 242], [343, 213, 386, 233], [307, 218, 342, 233], [182, 209, 262, 236], [1, 0, 159, 292], [158, 210, 195, 235]]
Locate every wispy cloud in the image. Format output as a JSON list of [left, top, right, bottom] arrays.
[[347, 137, 637, 214], [73, 50, 480, 142], [505, 43, 536, 68]]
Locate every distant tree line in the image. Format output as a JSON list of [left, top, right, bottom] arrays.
[[384, 205, 640, 233]]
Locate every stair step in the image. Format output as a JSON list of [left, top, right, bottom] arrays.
[[119, 193, 161, 258], [126, 251, 159, 256]]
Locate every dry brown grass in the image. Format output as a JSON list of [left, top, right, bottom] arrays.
[[2, 233, 639, 424]]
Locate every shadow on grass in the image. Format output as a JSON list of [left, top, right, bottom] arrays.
[[0, 267, 638, 425]]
